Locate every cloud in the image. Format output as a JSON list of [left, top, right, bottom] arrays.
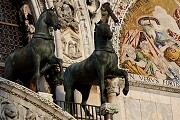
[[153, 6, 180, 34]]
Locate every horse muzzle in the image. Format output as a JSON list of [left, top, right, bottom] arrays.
[[107, 32, 113, 39]]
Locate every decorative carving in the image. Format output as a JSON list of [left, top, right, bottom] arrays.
[[24, 20, 35, 42], [100, 103, 119, 115], [0, 78, 76, 120], [54, 0, 79, 33], [20, 3, 35, 45], [105, 77, 121, 95], [20, 4, 31, 19], [37, 0, 46, 11], [61, 30, 82, 61], [0, 100, 19, 120], [86, 0, 102, 22], [26, 109, 36, 120], [74, 0, 94, 58]]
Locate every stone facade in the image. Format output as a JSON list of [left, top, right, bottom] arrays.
[[0, 0, 180, 120], [116, 85, 180, 120], [0, 77, 75, 120]]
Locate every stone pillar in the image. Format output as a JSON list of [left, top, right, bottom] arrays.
[[46, 0, 54, 8], [31, 0, 40, 19], [101, 77, 121, 120], [56, 85, 65, 108]]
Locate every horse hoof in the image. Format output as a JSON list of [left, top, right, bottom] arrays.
[[123, 88, 129, 96]]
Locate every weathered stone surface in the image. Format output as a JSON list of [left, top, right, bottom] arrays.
[[0, 77, 76, 120], [125, 98, 141, 120]]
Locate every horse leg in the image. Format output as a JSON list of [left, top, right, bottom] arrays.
[[77, 85, 92, 116], [4, 67, 13, 80], [98, 68, 107, 104], [4, 58, 14, 80], [33, 56, 41, 92], [64, 87, 74, 114], [112, 68, 129, 95], [48, 56, 64, 81], [45, 73, 56, 100]]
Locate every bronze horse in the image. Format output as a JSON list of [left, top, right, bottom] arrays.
[[4, 8, 63, 93], [63, 22, 129, 114]]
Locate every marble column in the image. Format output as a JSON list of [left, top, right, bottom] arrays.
[[45, 0, 53, 8], [31, 0, 41, 19], [101, 77, 121, 120]]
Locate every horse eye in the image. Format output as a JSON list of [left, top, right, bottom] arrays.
[[101, 28, 104, 31]]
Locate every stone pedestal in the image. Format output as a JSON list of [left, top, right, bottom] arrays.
[[100, 103, 119, 120]]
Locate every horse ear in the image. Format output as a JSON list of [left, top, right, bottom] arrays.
[[95, 23, 99, 28], [50, 7, 55, 11]]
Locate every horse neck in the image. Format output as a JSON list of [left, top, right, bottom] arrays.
[[94, 37, 113, 49], [35, 17, 50, 35]]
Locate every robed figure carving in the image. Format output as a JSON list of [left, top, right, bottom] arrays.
[[63, 22, 129, 114], [4, 8, 63, 94]]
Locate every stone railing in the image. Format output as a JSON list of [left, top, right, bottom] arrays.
[[0, 77, 76, 120]]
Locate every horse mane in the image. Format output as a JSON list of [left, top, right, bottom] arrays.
[[39, 7, 55, 17]]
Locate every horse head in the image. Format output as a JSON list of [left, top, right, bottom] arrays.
[[44, 7, 60, 31], [95, 23, 113, 40]]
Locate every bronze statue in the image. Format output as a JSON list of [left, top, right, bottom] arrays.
[[4, 8, 63, 93], [42, 64, 63, 100], [63, 22, 129, 115]]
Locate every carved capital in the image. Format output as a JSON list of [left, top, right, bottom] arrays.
[[100, 103, 119, 115], [105, 77, 121, 95]]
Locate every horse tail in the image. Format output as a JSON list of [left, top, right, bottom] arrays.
[[122, 69, 129, 96]]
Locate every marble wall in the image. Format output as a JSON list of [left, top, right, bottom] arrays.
[[111, 86, 180, 120]]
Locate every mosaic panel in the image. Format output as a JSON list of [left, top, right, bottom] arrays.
[[118, 0, 180, 81]]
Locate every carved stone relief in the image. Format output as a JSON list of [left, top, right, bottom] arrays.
[[54, 0, 79, 33], [0, 100, 19, 120], [61, 29, 83, 65], [74, 0, 94, 56], [20, 3, 35, 44], [100, 103, 119, 115], [86, 0, 102, 24], [0, 100, 53, 120], [26, 109, 36, 120], [105, 77, 121, 95], [53, 0, 94, 66], [37, 0, 46, 11], [0, 78, 76, 120]]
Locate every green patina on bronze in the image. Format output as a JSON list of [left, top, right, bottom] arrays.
[[4, 8, 63, 93], [63, 22, 129, 115]]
